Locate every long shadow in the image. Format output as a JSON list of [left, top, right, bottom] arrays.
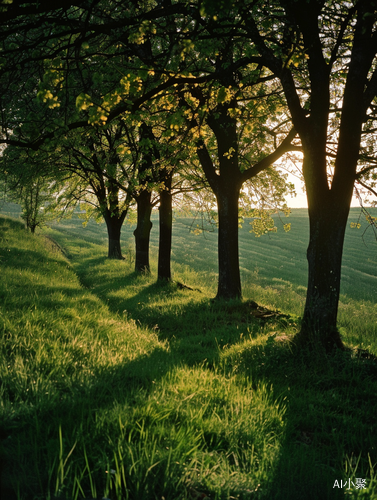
[[3, 228, 377, 499], [3, 325, 377, 499], [1, 270, 293, 499], [76, 271, 292, 366], [75, 265, 285, 330], [2, 298, 275, 498], [1, 345, 174, 499], [225, 340, 377, 499]]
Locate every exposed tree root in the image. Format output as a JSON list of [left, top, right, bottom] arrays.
[[292, 327, 347, 353], [175, 281, 202, 292]]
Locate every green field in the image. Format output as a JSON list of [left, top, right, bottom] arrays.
[[168, 208, 377, 303], [3, 201, 375, 303], [1, 208, 377, 499], [36, 206, 376, 303]]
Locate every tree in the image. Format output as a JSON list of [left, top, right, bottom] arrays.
[[174, 39, 296, 299], [0, 0, 87, 23], [133, 123, 159, 273], [19, 177, 47, 234], [1, 0, 299, 297], [243, 0, 377, 349], [0, 147, 57, 233], [56, 121, 140, 259], [157, 164, 174, 281]]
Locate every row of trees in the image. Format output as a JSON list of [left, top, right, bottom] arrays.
[[1, 0, 377, 351]]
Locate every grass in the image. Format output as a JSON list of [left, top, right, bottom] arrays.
[[42, 206, 377, 303], [1, 213, 377, 499]]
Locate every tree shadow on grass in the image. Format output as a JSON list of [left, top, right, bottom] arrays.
[[83, 272, 288, 334], [82, 274, 295, 367], [1, 274, 293, 499], [0, 343, 173, 500], [3, 329, 377, 500], [3, 233, 377, 499], [221, 339, 377, 499]]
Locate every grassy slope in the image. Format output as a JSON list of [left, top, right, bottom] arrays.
[[1, 215, 377, 499]]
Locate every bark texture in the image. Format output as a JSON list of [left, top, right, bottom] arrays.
[[295, 202, 349, 349], [133, 189, 153, 273], [216, 184, 241, 299], [205, 101, 242, 300], [133, 123, 159, 273], [158, 171, 173, 281], [104, 212, 126, 259]]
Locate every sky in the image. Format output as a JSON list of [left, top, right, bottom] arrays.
[[281, 164, 364, 209]]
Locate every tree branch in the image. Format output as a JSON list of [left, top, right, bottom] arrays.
[[357, 178, 377, 198], [240, 127, 297, 183], [196, 139, 219, 194]]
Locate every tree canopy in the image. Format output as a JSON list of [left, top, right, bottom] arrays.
[[1, 0, 377, 350]]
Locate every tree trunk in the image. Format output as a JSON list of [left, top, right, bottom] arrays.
[[158, 174, 173, 281], [104, 213, 125, 259], [294, 149, 353, 350], [216, 183, 242, 300], [294, 204, 348, 350], [200, 98, 243, 300], [133, 190, 153, 273]]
